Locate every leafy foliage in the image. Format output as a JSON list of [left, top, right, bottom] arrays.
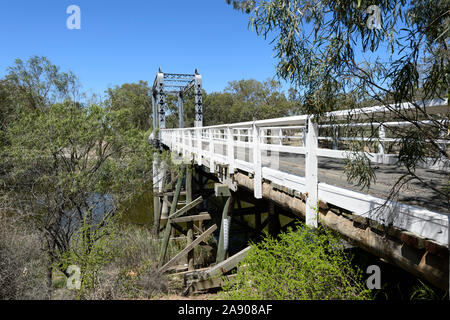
[[0, 57, 156, 298], [410, 280, 449, 300], [229, 0, 449, 203], [221, 223, 372, 300], [106, 81, 152, 131]]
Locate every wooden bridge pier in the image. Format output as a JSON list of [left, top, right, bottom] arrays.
[[152, 157, 284, 294]]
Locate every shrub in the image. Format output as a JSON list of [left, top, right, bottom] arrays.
[[0, 213, 49, 300], [67, 223, 171, 300], [221, 222, 372, 300]]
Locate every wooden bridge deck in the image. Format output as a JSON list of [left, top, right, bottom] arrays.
[[258, 151, 449, 214]]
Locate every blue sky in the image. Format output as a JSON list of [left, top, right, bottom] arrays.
[[0, 0, 282, 98]]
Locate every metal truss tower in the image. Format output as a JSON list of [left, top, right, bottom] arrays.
[[151, 68, 203, 139]]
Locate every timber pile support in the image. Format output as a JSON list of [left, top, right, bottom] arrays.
[[156, 163, 217, 273], [153, 162, 257, 295]]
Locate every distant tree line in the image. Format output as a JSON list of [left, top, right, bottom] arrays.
[[105, 77, 302, 130]]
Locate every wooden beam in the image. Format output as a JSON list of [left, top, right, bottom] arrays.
[[230, 207, 259, 216], [231, 217, 256, 232], [234, 188, 266, 208], [203, 246, 251, 279], [194, 224, 203, 234], [268, 202, 281, 237], [258, 217, 270, 233], [159, 224, 218, 274], [191, 274, 236, 293], [255, 211, 261, 233], [186, 165, 195, 271], [155, 190, 187, 197], [158, 166, 185, 266], [170, 213, 211, 224], [168, 196, 203, 220], [168, 267, 211, 279], [171, 222, 186, 235]]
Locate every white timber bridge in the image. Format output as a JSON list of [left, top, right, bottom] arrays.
[[150, 69, 449, 294]]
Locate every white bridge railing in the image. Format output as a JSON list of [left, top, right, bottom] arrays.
[[159, 99, 449, 246]]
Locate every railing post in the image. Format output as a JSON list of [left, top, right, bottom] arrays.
[[172, 131, 175, 150], [279, 128, 283, 145], [439, 120, 447, 154], [227, 127, 235, 174], [302, 126, 307, 147], [209, 129, 215, 173], [305, 116, 318, 228], [266, 129, 271, 157], [253, 124, 262, 199], [378, 124, 385, 155], [182, 130, 186, 158], [187, 129, 192, 159], [196, 128, 202, 165], [245, 129, 250, 163], [332, 126, 338, 150]]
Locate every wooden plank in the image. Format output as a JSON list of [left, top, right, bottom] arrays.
[[155, 190, 187, 197], [191, 274, 236, 292], [168, 267, 211, 279], [170, 213, 211, 224], [159, 224, 217, 274], [168, 196, 203, 220], [193, 224, 203, 234], [203, 246, 251, 279]]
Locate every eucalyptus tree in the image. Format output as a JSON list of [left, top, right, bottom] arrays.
[[4, 55, 80, 111], [0, 56, 80, 147], [106, 81, 153, 131], [0, 57, 155, 297], [228, 0, 449, 204], [0, 100, 155, 296]]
